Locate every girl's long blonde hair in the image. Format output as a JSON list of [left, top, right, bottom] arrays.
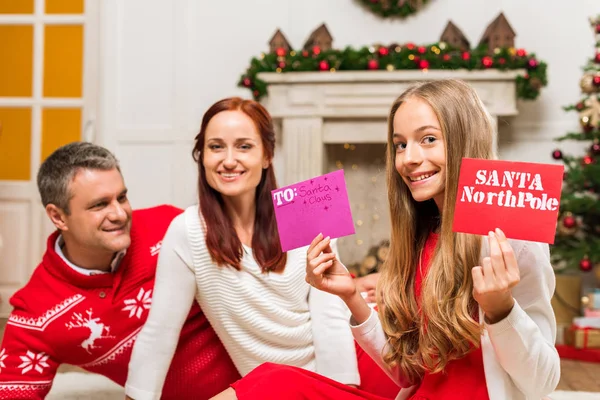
[[378, 79, 495, 384]]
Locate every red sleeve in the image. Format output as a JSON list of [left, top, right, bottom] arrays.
[[0, 317, 59, 400]]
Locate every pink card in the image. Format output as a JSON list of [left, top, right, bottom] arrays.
[[272, 170, 356, 252], [453, 158, 564, 244]]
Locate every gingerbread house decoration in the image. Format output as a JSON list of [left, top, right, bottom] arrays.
[[478, 12, 516, 54], [303, 23, 333, 51], [440, 20, 470, 51], [269, 29, 292, 53]]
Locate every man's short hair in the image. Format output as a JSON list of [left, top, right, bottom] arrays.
[[37, 142, 121, 214]]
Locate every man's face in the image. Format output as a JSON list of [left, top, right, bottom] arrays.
[[59, 168, 132, 257]]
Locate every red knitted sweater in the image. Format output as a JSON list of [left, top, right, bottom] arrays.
[[0, 205, 240, 399]]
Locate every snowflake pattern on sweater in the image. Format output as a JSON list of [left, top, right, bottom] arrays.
[[0, 205, 240, 400], [122, 288, 152, 319]]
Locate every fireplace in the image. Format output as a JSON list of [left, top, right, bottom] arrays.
[[260, 69, 523, 265]]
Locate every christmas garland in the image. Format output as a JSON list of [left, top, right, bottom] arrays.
[[357, 0, 431, 18], [238, 43, 548, 101]]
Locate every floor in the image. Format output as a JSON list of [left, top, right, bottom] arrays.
[[1, 319, 600, 394], [556, 359, 600, 392]]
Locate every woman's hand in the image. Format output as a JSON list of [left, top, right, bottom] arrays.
[[306, 234, 356, 301], [472, 228, 520, 324]]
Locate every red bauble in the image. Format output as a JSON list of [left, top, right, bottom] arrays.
[[580, 258, 593, 272], [417, 46, 426, 54], [593, 75, 600, 86], [527, 59, 538, 69], [418, 60, 429, 69], [275, 47, 287, 57], [413, 55, 420, 63], [442, 54, 451, 61], [367, 59, 379, 70], [302, 50, 309, 57], [461, 52, 470, 61], [596, 24, 600, 34], [563, 215, 576, 229], [595, 53, 600, 64], [278, 61, 286, 69], [318, 60, 330, 71], [242, 77, 252, 87], [516, 48, 527, 57], [591, 142, 600, 155], [252, 90, 260, 98], [378, 47, 389, 56], [312, 46, 321, 56], [406, 43, 415, 50], [576, 102, 585, 110], [551, 149, 563, 160], [583, 155, 594, 165], [498, 57, 506, 65], [482, 56, 493, 68]]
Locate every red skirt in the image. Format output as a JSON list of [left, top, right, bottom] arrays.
[[231, 342, 399, 400]]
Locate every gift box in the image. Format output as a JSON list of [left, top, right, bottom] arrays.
[[551, 275, 582, 324], [565, 324, 600, 349], [585, 309, 600, 318]]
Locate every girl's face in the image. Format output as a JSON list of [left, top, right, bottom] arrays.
[[392, 97, 446, 212]]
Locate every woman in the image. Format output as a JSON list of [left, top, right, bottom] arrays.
[[223, 80, 560, 400], [125, 98, 397, 400]]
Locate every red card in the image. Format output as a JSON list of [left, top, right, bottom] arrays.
[[453, 158, 564, 244]]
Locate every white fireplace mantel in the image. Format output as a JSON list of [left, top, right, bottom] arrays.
[[259, 69, 524, 186]]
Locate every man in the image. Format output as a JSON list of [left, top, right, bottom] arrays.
[[0, 142, 240, 399]]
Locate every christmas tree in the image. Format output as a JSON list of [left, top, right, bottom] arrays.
[[552, 15, 600, 275]]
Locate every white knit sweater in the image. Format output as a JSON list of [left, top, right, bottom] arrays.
[[126, 205, 359, 399]]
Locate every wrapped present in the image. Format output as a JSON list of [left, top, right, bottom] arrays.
[[565, 324, 600, 349], [551, 275, 582, 324], [585, 309, 600, 318], [573, 316, 600, 329]]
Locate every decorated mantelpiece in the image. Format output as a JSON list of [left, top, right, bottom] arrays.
[[257, 69, 523, 186], [239, 13, 547, 103], [238, 13, 548, 266]]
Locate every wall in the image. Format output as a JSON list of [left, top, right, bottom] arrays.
[[99, 0, 598, 233]]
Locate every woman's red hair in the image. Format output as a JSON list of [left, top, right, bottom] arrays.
[[192, 97, 286, 273]]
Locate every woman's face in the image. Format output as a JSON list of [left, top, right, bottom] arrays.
[[202, 110, 269, 201]]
